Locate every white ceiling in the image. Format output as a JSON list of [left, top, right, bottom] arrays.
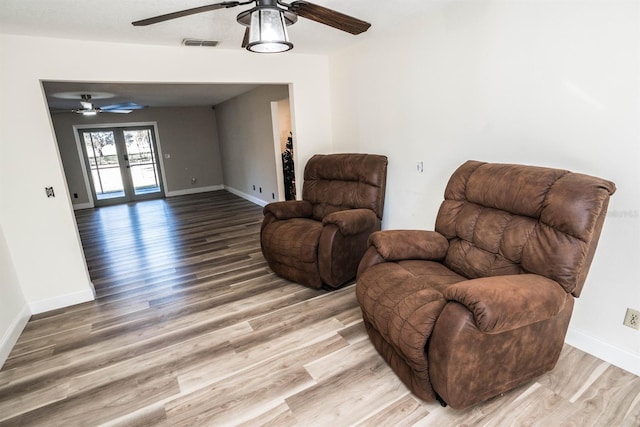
[[0, 0, 439, 54], [1, 0, 441, 109]]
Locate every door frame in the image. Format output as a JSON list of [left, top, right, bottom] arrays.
[[270, 97, 295, 202], [73, 121, 168, 209]]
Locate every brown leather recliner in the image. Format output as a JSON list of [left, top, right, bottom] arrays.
[[356, 160, 615, 409], [261, 153, 388, 289]]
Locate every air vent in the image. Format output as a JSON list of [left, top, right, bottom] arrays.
[[182, 39, 219, 47]]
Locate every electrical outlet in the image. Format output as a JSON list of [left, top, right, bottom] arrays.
[[623, 308, 640, 330]]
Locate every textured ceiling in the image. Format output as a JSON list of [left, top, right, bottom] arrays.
[[2, 0, 444, 109], [0, 0, 442, 55]]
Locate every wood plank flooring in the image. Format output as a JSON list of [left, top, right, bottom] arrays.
[[1, 191, 639, 426]]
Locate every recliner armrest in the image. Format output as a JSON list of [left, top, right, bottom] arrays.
[[368, 230, 449, 261], [322, 209, 378, 236], [263, 200, 312, 220], [443, 274, 568, 333]]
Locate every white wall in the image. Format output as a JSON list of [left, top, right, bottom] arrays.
[[329, 0, 640, 375], [51, 106, 225, 205], [0, 226, 30, 367], [0, 34, 332, 361], [215, 85, 290, 205]]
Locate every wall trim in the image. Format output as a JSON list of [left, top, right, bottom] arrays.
[[566, 327, 640, 377], [224, 186, 268, 207], [0, 304, 31, 368], [72, 202, 93, 210], [165, 185, 225, 198], [73, 186, 226, 205], [29, 286, 96, 315]]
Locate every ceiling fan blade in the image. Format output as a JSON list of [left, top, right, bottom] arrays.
[[101, 109, 133, 114], [100, 102, 146, 111], [241, 27, 249, 48], [289, 1, 371, 35], [132, 1, 240, 26]]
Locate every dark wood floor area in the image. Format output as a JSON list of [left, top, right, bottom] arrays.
[[1, 191, 639, 426]]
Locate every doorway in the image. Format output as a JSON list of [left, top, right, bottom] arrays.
[[271, 97, 296, 201], [79, 125, 164, 206]]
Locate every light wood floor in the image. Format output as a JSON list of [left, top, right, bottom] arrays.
[[1, 191, 639, 426]]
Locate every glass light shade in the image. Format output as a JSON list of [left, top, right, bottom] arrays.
[[247, 8, 293, 53]]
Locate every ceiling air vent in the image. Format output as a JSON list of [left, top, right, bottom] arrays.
[[182, 39, 219, 47]]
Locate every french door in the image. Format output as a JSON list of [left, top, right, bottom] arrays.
[[80, 126, 164, 206]]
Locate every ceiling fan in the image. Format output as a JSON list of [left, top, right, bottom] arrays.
[[132, 0, 371, 53], [71, 94, 146, 115]]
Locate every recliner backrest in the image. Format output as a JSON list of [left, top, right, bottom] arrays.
[[302, 153, 388, 221], [435, 160, 616, 297]]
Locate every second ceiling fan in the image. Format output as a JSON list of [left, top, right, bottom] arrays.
[[132, 0, 371, 53], [74, 94, 146, 115]]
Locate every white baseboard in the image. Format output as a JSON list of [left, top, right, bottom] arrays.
[[29, 287, 96, 315], [565, 327, 640, 376], [0, 304, 31, 368], [73, 202, 93, 210], [224, 186, 268, 207], [73, 186, 226, 206], [166, 185, 224, 198]]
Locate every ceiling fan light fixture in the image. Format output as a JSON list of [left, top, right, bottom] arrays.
[[82, 111, 97, 116], [246, 8, 293, 54]]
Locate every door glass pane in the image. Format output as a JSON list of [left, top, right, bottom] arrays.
[[124, 129, 161, 196], [83, 131, 125, 200]]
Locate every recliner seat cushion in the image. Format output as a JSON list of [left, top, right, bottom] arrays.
[[356, 261, 466, 399]]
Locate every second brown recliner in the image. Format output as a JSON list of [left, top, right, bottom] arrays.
[[261, 153, 388, 289], [356, 160, 615, 409]]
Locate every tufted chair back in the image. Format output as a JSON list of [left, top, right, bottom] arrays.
[[435, 160, 616, 297], [303, 153, 387, 222]]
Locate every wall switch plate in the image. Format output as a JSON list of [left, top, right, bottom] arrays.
[[623, 308, 640, 330]]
